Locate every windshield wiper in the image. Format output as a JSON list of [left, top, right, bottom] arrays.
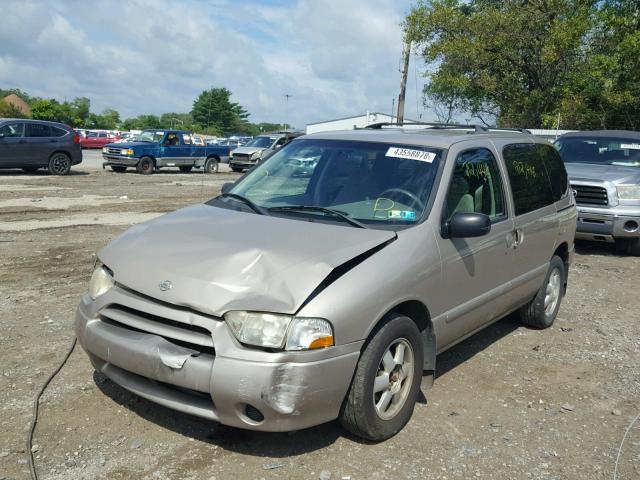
[[268, 205, 368, 229], [218, 193, 269, 215]]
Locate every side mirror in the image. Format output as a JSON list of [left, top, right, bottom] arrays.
[[443, 212, 491, 238], [221, 182, 233, 194]]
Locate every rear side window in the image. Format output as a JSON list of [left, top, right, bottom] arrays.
[[0, 122, 24, 137], [26, 123, 52, 137], [537, 143, 568, 201], [445, 148, 506, 222], [503, 144, 554, 215], [51, 126, 68, 137]]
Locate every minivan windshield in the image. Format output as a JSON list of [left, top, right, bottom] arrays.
[[244, 136, 275, 148], [555, 136, 640, 167], [225, 139, 443, 229]]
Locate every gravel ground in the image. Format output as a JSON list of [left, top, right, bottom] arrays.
[[1, 162, 639, 480]]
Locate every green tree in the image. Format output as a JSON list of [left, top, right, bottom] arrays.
[[405, 0, 595, 128], [30, 98, 63, 121], [191, 88, 250, 135]]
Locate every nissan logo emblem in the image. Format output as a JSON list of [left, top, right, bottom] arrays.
[[158, 280, 172, 291]]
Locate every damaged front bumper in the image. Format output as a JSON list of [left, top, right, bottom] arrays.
[[74, 285, 361, 431]]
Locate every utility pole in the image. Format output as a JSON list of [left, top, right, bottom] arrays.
[[284, 94, 292, 130], [396, 38, 411, 124]]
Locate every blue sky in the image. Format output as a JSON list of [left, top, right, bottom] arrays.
[[0, 0, 430, 128]]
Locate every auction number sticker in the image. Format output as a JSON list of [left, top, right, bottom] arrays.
[[386, 147, 436, 163], [621, 143, 640, 150]]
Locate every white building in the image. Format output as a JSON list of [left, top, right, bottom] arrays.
[[306, 112, 418, 134]]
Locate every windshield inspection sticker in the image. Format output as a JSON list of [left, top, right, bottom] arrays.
[[386, 147, 436, 163], [388, 210, 417, 221], [621, 143, 640, 150]]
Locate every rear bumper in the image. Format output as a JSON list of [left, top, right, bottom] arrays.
[[74, 289, 360, 431], [575, 206, 640, 241]]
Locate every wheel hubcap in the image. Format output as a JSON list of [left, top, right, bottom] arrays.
[[544, 268, 562, 316], [373, 338, 414, 420], [52, 155, 68, 173]]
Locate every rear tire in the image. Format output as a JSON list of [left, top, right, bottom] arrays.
[[519, 255, 565, 329], [136, 156, 154, 175], [340, 314, 423, 441], [111, 166, 127, 173], [48, 153, 71, 175], [204, 157, 219, 174], [179, 166, 193, 173]]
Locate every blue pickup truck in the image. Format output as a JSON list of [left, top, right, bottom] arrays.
[[101, 129, 232, 174]]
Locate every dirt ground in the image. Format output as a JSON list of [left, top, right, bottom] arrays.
[[1, 163, 639, 480]]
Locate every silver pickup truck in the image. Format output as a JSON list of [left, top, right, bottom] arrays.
[[555, 130, 640, 256]]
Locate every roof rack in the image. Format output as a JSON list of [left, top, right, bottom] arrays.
[[362, 122, 531, 134]]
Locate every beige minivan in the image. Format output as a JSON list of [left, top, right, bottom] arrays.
[[75, 126, 577, 440]]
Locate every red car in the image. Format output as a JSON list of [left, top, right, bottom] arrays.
[[80, 131, 120, 149]]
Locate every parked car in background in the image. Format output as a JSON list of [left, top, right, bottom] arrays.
[[229, 132, 303, 171], [0, 119, 82, 175], [555, 130, 640, 255], [101, 129, 232, 174], [80, 131, 120, 149], [76, 127, 575, 441]]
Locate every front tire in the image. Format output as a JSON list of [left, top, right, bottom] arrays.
[[204, 157, 219, 174], [136, 156, 154, 175], [340, 314, 423, 441], [48, 153, 71, 175], [519, 255, 565, 329]]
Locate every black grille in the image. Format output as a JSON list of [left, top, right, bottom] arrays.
[[572, 184, 608, 206]]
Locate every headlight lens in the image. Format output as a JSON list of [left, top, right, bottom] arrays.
[[224, 311, 334, 350], [88, 263, 114, 300], [102, 147, 108, 153], [251, 151, 261, 160], [616, 184, 640, 200], [286, 318, 334, 350]]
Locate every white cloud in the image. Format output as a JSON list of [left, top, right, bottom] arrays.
[[0, 0, 428, 128]]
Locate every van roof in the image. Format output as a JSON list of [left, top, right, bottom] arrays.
[[304, 128, 538, 149]]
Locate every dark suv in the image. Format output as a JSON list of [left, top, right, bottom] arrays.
[[0, 119, 83, 175]]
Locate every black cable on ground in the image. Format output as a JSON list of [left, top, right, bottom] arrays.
[[26, 336, 77, 480]]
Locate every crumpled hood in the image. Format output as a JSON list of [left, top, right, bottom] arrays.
[[232, 146, 266, 156], [99, 204, 395, 317], [565, 163, 640, 185]]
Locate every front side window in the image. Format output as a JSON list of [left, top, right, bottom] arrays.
[[445, 148, 506, 222], [503, 144, 554, 215], [26, 123, 52, 137], [226, 139, 444, 229], [555, 136, 640, 168], [0, 122, 24, 137]]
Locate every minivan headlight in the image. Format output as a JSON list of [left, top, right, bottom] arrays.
[[224, 311, 334, 350], [89, 263, 114, 300], [616, 184, 640, 200]]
